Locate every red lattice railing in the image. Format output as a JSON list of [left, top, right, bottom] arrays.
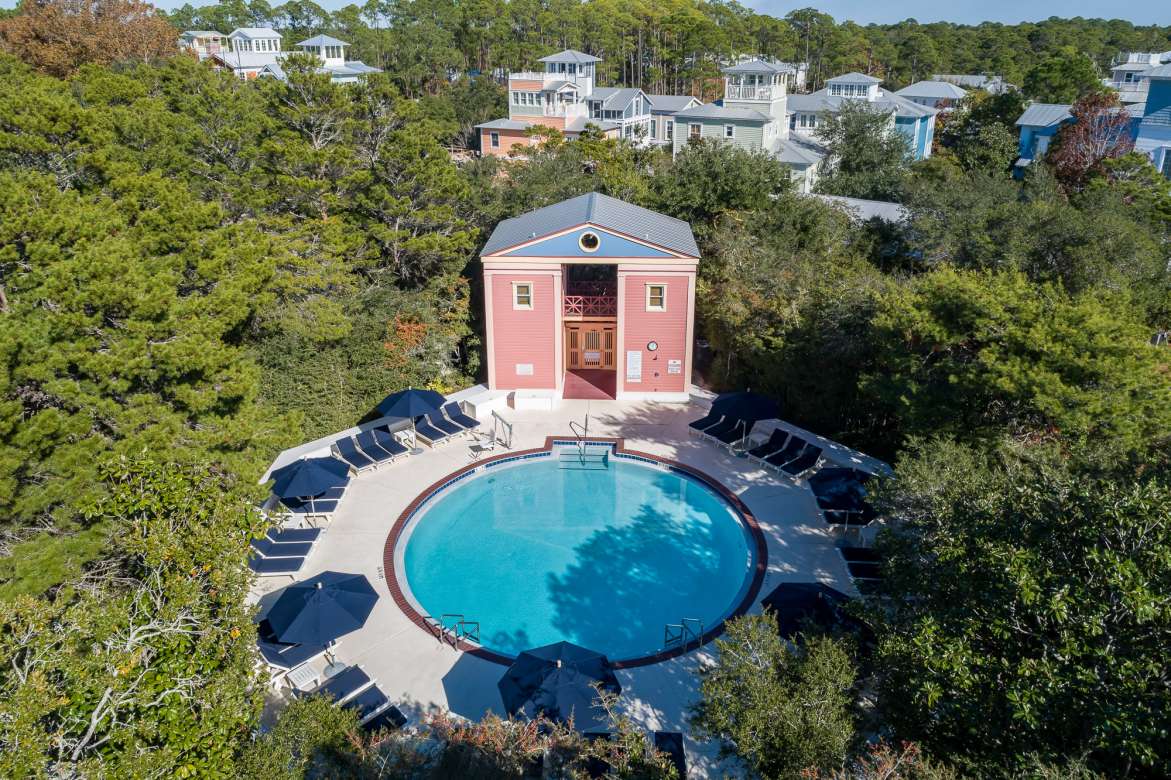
[[564, 295, 617, 317]]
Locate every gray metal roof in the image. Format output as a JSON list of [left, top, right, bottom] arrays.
[[788, 89, 935, 119], [673, 103, 771, 122], [541, 80, 578, 92], [827, 72, 882, 84], [1149, 64, 1171, 79], [813, 194, 908, 223], [564, 117, 620, 133], [590, 87, 644, 111], [482, 192, 699, 257], [895, 80, 967, 99], [778, 136, 826, 165], [647, 94, 701, 112], [182, 30, 223, 38], [722, 58, 789, 75], [229, 27, 281, 39], [296, 34, 348, 48], [538, 49, 601, 64], [1015, 103, 1073, 127], [475, 118, 532, 130], [1112, 62, 1154, 71]]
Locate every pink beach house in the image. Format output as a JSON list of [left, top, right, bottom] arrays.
[[480, 193, 699, 402]]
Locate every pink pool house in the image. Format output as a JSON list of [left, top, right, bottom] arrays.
[[480, 192, 699, 402]]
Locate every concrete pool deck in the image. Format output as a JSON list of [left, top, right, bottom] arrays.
[[250, 393, 886, 776]]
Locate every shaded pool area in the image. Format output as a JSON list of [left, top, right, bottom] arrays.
[[394, 447, 759, 663]]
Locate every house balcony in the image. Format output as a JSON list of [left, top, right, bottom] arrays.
[[563, 282, 617, 318], [725, 84, 778, 101]]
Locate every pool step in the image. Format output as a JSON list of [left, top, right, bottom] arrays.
[[558, 449, 609, 469]]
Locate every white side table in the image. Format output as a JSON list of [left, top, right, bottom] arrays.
[[286, 663, 320, 692]]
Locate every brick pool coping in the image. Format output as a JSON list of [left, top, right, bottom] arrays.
[[381, 436, 769, 669]]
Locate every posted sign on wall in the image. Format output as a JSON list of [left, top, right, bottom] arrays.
[[625, 351, 642, 383], [667, 359, 682, 375]]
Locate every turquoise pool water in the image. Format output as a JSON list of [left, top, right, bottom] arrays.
[[399, 449, 756, 662]]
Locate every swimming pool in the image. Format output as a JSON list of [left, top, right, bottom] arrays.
[[390, 444, 762, 664]]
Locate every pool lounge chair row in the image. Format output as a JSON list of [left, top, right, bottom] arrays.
[[746, 429, 825, 477], [248, 527, 325, 578], [333, 427, 410, 472], [413, 403, 481, 447], [294, 664, 407, 731], [331, 403, 482, 469], [689, 412, 755, 450]]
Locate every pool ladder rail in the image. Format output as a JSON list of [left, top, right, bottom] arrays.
[[425, 613, 480, 648], [664, 618, 704, 650], [562, 415, 610, 469]]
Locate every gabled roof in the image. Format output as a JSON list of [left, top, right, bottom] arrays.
[[538, 49, 601, 65], [482, 192, 698, 257], [827, 72, 882, 84], [895, 80, 967, 99], [646, 94, 701, 112], [673, 103, 771, 122], [788, 89, 935, 119], [1015, 103, 1073, 128], [778, 136, 826, 165], [214, 51, 281, 69], [476, 118, 532, 131], [340, 61, 380, 75], [1148, 64, 1171, 79], [813, 194, 908, 223], [229, 27, 281, 39], [1112, 62, 1154, 72], [723, 58, 790, 75], [296, 34, 348, 48], [564, 117, 620, 133], [182, 30, 223, 38], [541, 80, 578, 93], [589, 87, 645, 111]]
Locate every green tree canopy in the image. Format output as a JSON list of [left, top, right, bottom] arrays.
[[862, 267, 1171, 459], [690, 613, 858, 779], [872, 438, 1171, 775], [814, 100, 912, 201]]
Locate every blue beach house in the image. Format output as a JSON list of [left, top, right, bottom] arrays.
[[1134, 65, 1171, 177], [1014, 103, 1074, 172], [787, 72, 937, 160]]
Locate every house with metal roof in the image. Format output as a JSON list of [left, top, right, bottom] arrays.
[[787, 72, 938, 161], [1134, 65, 1171, 178], [895, 80, 967, 110], [665, 58, 829, 192], [477, 49, 695, 157], [932, 73, 1013, 95], [646, 95, 702, 147], [1014, 102, 1074, 169], [480, 192, 699, 401], [1104, 51, 1171, 105], [179, 30, 225, 61], [210, 29, 380, 84], [1013, 97, 1153, 175]]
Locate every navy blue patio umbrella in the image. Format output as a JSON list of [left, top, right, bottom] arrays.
[[498, 641, 621, 732], [265, 571, 379, 646], [711, 391, 780, 424], [761, 582, 853, 641], [269, 457, 351, 500], [375, 387, 446, 419]]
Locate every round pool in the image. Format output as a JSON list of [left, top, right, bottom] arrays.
[[389, 445, 763, 665]]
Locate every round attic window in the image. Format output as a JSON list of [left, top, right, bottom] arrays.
[[579, 232, 600, 252]]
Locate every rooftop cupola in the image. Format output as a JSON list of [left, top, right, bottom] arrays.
[[295, 34, 348, 67], [826, 72, 882, 101]]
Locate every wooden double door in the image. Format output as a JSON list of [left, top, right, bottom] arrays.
[[565, 323, 616, 370]]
